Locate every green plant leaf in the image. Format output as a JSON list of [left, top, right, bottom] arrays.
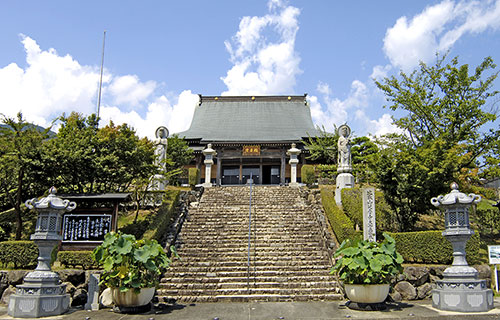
[[134, 246, 152, 263], [114, 235, 133, 255]]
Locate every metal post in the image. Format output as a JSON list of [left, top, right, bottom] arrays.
[[495, 265, 499, 292], [247, 172, 253, 292]]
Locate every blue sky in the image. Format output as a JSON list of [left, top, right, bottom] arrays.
[[1, 0, 499, 138]]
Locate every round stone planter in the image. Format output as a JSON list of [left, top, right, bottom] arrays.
[[111, 287, 155, 308], [344, 284, 390, 304]]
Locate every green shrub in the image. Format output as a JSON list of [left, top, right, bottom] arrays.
[[317, 164, 337, 179], [341, 187, 398, 232], [474, 199, 500, 233], [188, 168, 200, 186], [58, 251, 98, 270], [320, 186, 361, 244], [301, 165, 316, 185], [0, 241, 38, 269], [389, 230, 481, 264], [145, 190, 181, 242], [0, 226, 6, 242]]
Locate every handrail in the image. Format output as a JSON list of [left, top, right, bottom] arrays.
[[247, 172, 253, 292]]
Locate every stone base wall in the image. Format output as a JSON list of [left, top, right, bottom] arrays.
[[0, 269, 99, 307], [390, 265, 492, 301]]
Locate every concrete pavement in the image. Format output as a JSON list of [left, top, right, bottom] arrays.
[[1, 298, 499, 320]]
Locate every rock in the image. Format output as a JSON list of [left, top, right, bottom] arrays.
[[0, 285, 16, 305], [187, 194, 197, 203], [417, 283, 433, 299], [429, 274, 441, 283], [394, 281, 417, 300], [57, 269, 86, 286], [396, 273, 406, 282], [389, 290, 402, 302], [63, 281, 76, 295], [475, 264, 491, 280], [99, 287, 113, 307], [429, 266, 446, 278], [7, 270, 28, 286], [71, 288, 88, 306], [0, 271, 8, 298], [404, 266, 429, 287]]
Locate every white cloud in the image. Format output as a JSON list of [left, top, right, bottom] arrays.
[[383, 0, 500, 71], [370, 64, 392, 81], [0, 35, 198, 139], [355, 110, 402, 137], [99, 90, 199, 139], [221, 0, 301, 95], [310, 80, 369, 133], [108, 75, 156, 107]]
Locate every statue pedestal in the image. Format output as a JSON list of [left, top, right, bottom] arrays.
[[335, 173, 354, 204], [8, 271, 70, 318], [432, 278, 493, 312]]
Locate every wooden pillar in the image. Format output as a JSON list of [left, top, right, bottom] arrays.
[[216, 150, 222, 186], [280, 149, 286, 185], [195, 154, 202, 184]]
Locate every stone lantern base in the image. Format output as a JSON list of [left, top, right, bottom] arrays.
[[8, 271, 70, 318], [335, 172, 354, 204], [432, 279, 493, 312]]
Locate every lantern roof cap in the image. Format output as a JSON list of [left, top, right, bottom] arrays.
[[25, 187, 77, 211], [431, 182, 481, 207]]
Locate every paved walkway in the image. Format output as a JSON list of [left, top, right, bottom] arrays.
[[1, 299, 500, 320]]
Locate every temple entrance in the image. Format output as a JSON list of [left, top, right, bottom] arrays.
[[262, 165, 280, 184], [242, 166, 259, 184], [222, 166, 239, 185]]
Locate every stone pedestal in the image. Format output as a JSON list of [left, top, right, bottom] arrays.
[[9, 271, 70, 318], [433, 279, 493, 312], [202, 144, 216, 188], [287, 143, 301, 187], [335, 172, 354, 204]]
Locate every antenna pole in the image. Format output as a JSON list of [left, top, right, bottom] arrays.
[[96, 30, 106, 126]]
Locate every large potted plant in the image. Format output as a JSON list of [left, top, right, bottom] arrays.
[[92, 232, 175, 312], [331, 233, 403, 306]]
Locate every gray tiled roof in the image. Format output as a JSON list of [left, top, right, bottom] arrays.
[[177, 95, 319, 142]]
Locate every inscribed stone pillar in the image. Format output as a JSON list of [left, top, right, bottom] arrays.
[[202, 144, 216, 188], [287, 143, 301, 187], [362, 187, 376, 242], [335, 124, 355, 204]]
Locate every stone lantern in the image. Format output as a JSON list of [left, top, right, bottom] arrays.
[[430, 182, 493, 312], [8, 187, 76, 318], [203, 143, 216, 188], [287, 143, 301, 187]]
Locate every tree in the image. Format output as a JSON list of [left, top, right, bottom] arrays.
[[373, 55, 500, 231], [46, 112, 157, 194], [0, 113, 51, 239], [303, 126, 338, 164], [351, 136, 379, 184], [164, 134, 193, 185]]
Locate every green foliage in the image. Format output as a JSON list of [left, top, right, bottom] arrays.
[[301, 165, 316, 185], [373, 55, 500, 231], [303, 125, 338, 164], [0, 112, 52, 239], [188, 168, 200, 187], [316, 164, 337, 180], [46, 113, 157, 194], [351, 137, 379, 184], [0, 226, 6, 241], [341, 187, 398, 232], [58, 251, 98, 270], [331, 233, 404, 284], [92, 232, 176, 292], [0, 241, 38, 269], [474, 200, 500, 233], [388, 230, 481, 264], [164, 134, 194, 185], [320, 186, 360, 243]]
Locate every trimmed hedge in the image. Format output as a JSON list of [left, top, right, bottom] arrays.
[[58, 251, 97, 270], [188, 168, 200, 186], [320, 186, 361, 244], [145, 190, 181, 242], [341, 187, 397, 232], [0, 241, 38, 269], [389, 230, 481, 265], [301, 165, 316, 185]]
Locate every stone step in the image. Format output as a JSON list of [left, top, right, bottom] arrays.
[[159, 281, 338, 291], [162, 274, 335, 283], [157, 287, 339, 297], [163, 269, 332, 278], [159, 293, 342, 303]]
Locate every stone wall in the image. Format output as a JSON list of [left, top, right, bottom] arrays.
[[0, 269, 100, 307]]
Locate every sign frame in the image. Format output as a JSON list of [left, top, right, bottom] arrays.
[[62, 213, 113, 243]]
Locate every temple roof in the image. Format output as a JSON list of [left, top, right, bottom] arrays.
[[177, 95, 320, 142]]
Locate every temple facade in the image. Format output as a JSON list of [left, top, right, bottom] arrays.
[[177, 94, 319, 186]]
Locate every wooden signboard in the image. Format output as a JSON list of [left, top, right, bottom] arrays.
[[62, 213, 112, 242], [243, 145, 260, 156]]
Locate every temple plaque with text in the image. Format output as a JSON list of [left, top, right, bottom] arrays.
[[243, 145, 260, 156]]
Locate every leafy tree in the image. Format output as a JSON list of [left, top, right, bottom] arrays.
[[351, 136, 379, 184], [0, 113, 52, 239], [46, 112, 157, 193], [164, 134, 193, 185], [373, 55, 499, 231], [303, 126, 338, 164]]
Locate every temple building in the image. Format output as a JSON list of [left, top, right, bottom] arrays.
[[177, 94, 319, 186]]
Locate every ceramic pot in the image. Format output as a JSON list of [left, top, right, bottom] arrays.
[[111, 287, 155, 307], [344, 284, 390, 304]]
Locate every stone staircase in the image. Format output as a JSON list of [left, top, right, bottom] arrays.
[[157, 186, 341, 302]]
